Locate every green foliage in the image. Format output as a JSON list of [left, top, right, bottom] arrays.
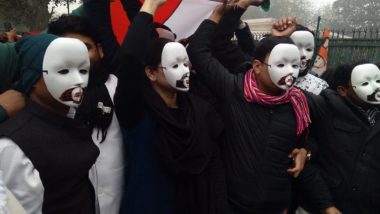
[[242, 0, 380, 31], [0, 0, 79, 31], [332, 0, 380, 29]]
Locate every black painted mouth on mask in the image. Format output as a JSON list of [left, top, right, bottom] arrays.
[[367, 88, 380, 102], [299, 59, 312, 76], [278, 74, 296, 87], [175, 73, 190, 88]]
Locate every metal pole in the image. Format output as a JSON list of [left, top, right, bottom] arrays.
[[311, 16, 322, 65], [67, 0, 70, 14], [316, 16, 321, 39]]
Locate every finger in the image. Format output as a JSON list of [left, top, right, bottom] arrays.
[[287, 167, 301, 178], [278, 19, 284, 30], [273, 21, 279, 28], [288, 148, 299, 158], [283, 17, 289, 28]]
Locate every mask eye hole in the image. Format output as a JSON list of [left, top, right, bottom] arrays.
[[376, 80, 380, 83], [58, 69, 69, 74], [184, 63, 188, 67], [172, 64, 178, 69], [292, 64, 300, 69], [79, 69, 88, 74], [361, 82, 369, 86], [277, 64, 285, 68], [306, 48, 313, 52]]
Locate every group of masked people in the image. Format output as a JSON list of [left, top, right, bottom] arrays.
[[0, 0, 380, 214]]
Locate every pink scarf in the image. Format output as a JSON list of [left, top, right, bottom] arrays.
[[244, 69, 310, 136]]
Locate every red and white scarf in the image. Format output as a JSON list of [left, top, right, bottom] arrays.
[[244, 69, 311, 136]]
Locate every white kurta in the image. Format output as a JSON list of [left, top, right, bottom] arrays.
[[0, 138, 43, 214], [89, 74, 125, 214], [0, 172, 7, 214]]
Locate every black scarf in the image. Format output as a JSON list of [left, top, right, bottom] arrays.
[[143, 86, 227, 214], [76, 60, 114, 143]]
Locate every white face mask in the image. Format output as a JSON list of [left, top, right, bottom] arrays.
[[267, 44, 301, 90], [290, 31, 315, 71], [351, 63, 380, 104], [161, 42, 190, 92], [42, 38, 90, 108]]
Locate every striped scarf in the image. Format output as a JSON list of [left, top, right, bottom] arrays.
[[244, 69, 311, 136]]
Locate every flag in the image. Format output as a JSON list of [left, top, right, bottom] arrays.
[[311, 28, 330, 77], [110, 0, 218, 44]]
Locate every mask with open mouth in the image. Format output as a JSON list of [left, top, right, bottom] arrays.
[[267, 44, 301, 90], [351, 63, 380, 104], [42, 37, 90, 108], [161, 42, 190, 92], [278, 73, 297, 88], [59, 87, 84, 104]]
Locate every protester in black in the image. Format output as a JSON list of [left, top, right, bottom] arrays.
[[187, 2, 311, 213], [298, 62, 380, 214], [114, 0, 228, 213]]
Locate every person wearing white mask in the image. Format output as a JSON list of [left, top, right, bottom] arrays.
[[290, 26, 329, 95], [0, 34, 99, 214], [114, 0, 228, 213], [187, 1, 318, 213], [295, 62, 380, 214], [272, 20, 329, 95]]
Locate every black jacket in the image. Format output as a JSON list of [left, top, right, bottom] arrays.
[[188, 19, 303, 214], [114, 12, 228, 214], [211, 7, 253, 74], [0, 100, 99, 214], [302, 89, 380, 214]]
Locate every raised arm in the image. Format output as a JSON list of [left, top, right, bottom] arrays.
[[114, 0, 165, 127], [235, 21, 255, 57], [212, 5, 254, 73], [187, 4, 238, 100], [83, 0, 120, 62], [121, 0, 142, 22]]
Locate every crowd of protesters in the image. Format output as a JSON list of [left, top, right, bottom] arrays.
[[0, 0, 380, 214]]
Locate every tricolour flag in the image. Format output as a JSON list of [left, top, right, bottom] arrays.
[[110, 0, 218, 44]]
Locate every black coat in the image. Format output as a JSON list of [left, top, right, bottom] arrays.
[[188, 19, 303, 214], [0, 100, 99, 214], [302, 89, 380, 214], [114, 12, 228, 214]]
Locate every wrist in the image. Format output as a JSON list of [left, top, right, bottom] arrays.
[[237, 2, 250, 9], [238, 21, 247, 30], [209, 12, 223, 24], [140, 2, 159, 15]]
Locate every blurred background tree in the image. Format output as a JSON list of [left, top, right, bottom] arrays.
[[0, 0, 81, 31], [242, 0, 380, 30]]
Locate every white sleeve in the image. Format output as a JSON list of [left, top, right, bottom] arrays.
[[0, 138, 44, 214], [0, 171, 8, 214]]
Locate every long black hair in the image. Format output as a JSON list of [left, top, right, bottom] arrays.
[[332, 60, 370, 90], [252, 36, 294, 62]]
